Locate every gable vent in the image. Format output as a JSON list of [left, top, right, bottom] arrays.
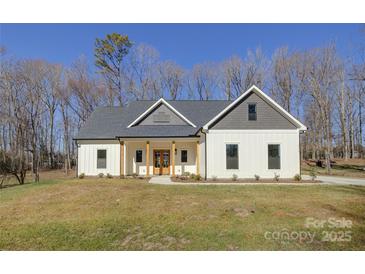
[[153, 111, 171, 123]]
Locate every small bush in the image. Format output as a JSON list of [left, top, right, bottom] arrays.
[[232, 174, 238, 181], [212, 175, 218, 181], [79, 173, 85, 179], [309, 168, 317, 181], [254, 174, 260, 181], [98, 173, 104, 178], [273, 173, 280, 181], [293, 174, 301, 181], [183, 171, 190, 177], [195, 174, 202, 181], [189, 173, 196, 180], [106, 173, 113, 179]]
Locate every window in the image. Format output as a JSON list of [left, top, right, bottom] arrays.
[[136, 150, 143, 163], [181, 150, 188, 163], [226, 144, 239, 169], [97, 149, 107, 169], [268, 144, 281, 169], [248, 103, 257, 121]]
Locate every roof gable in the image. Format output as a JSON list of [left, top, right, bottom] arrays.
[[203, 85, 307, 131], [136, 103, 189, 126], [127, 98, 196, 128]]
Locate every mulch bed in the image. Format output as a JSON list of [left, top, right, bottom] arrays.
[[172, 177, 321, 184]]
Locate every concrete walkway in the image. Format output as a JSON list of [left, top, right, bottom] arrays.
[[148, 176, 172, 184], [303, 175, 365, 186]]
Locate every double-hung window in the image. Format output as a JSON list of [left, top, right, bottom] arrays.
[[97, 149, 107, 169], [226, 144, 239, 169], [268, 144, 281, 169]]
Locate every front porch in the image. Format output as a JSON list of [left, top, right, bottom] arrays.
[[119, 138, 201, 177]]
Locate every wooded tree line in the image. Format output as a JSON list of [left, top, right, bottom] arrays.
[[1, 33, 365, 183]]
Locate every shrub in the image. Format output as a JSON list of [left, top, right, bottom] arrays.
[[212, 175, 218, 181], [273, 173, 280, 181], [189, 173, 196, 180], [232, 174, 238, 181], [293, 174, 301, 181], [195, 174, 202, 181], [106, 173, 113, 179], [183, 171, 190, 177], [309, 168, 317, 181], [79, 173, 85, 179], [98, 173, 104, 178], [254, 174, 260, 181]]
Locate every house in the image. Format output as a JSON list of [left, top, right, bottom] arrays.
[[75, 86, 307, 179]]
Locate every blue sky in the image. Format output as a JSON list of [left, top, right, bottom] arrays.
[[0, 24, 363, 69]]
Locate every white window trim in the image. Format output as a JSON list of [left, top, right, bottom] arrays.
[[267, 143, 282, 171], [127, 98, 196, 128], [225, 143, 240, 171]]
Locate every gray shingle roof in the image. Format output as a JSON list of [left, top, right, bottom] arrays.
[[75, 100, 231, 139]]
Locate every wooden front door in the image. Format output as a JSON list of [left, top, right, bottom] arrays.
[[153, 150, 170, 175]]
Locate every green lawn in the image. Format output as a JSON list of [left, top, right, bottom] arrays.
[[1, 178, 365, 250]]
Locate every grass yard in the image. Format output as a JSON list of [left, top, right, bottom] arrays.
[[302, 158, 365, 178], [1, 177, 365, 250]]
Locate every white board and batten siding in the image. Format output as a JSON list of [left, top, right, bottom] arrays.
[[77, 140, 121, 176], [206, 129, 300, 179]]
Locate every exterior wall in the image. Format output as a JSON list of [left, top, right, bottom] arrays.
[[137, 103, 188, 126], [125, 139, 198, 176], [77, 140, 120, 176], [211, 91, 297, 130], [206, 130, 300, 179]]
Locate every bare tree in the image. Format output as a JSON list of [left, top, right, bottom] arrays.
[[300, 45, 342, 173], [125, 43, 161, 100], [40, 63, 62, 168], [159, 61, 184, 100], [270, 47, 300, 113], [188, 62, 218, 100], [243, 48, 267, 90], [66, 57, 104, 124]]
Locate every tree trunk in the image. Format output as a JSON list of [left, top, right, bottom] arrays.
[[49, 110, 55, 168]]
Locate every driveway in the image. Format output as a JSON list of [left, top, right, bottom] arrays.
[[303, 175, 365, 186]]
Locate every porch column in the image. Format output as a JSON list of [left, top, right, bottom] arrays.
[[196, 140, 200, 176], [146, 141, 150, 176], [120, 141, 124, 177], [172, 141, 176, 176]]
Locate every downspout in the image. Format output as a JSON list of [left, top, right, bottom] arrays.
[[201, 129, 208, 180], [75, 140, 78, 178], [299, 129, 307, 176]]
